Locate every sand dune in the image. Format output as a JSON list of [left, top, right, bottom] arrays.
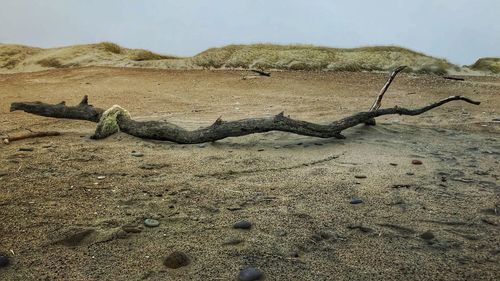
[[0, 42, 496, 75], [469, 57, 500, 74]]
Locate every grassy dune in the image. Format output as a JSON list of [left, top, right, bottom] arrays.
[[191, 44, 457, 74], [0, 42, 178, 73], [0, 42, 495, 75], [469, 57, 500, 74]]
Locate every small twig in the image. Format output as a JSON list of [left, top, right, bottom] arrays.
[[365, 66, 406, 125], [250, 69, 271, 77], [3, 131, 61, 144], [442, 76, 465, 81]]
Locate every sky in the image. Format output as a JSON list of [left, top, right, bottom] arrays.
[[0, 0, 498, 65]]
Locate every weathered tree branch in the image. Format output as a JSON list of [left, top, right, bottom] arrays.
[[8, 68, 480, 144], [10, 95, 479, 144], [10, 95, 103, 122]]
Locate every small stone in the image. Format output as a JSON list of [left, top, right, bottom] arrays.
[[163, 251, 190, 269], [420, 231, 435, 240], [97, 176, 106, 180], [144, 219, 160, 227], [412, 159, 423, 165], [257, 148, 265, 152], [19, 147, 34, 152], [233, 220, 252, 229], [389, 163, 398, 166], [350, 198, 363, 204], [406, 172, 415, 176], [354, 175, 367, 179], [223, 237, 244, 245], [0, 255, 9, 267], [131, 151, 144, 157], [239, 267, 263, 281], [197, 143, 206, 148]]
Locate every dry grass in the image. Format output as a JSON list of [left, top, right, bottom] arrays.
[[37, 58, 65, 68], [128, 49, 175, 61], [100, 42, 122, 54], [191, 44, 456, 74], [0, 42, 494, 75], [469, 57, 500, 73]]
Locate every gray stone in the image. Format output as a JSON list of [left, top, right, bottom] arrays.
[[239, 267, 263, 281], [144, 219, 160, 227]]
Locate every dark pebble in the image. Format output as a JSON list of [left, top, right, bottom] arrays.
[[406, 172, 415, 176], [19, 147, 34, 152], [350, 198, 363, 204], [239, 267, 263, 281], [354, 175, 367, 179], [389, 163, 398, 166], [0, 255, 9, 267], [412, 159, 423, 165], [223, 237, 244, 245], [233, 220, 252, 229], [163, 251, 190, 269], [420, 231, 435, 240]]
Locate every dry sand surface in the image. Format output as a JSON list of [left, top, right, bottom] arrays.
[[0, 67, 499, 280]]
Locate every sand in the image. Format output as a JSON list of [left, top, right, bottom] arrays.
[[0, 68, 499, 280]]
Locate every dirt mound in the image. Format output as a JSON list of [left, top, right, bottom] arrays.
[[469, 57, 500, 74]]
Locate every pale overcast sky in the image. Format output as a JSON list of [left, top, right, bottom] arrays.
[[0, 0, 498, 65]]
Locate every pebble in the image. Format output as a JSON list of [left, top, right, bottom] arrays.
[[97, 176, 106, 180], [197, 143, 206, 148], [239, 267, 263, 281], [131, 151, 144, 157], [0, 255, 9, 267], [406, 172, 415, 176], [389, 163, 398, 166], [233, 220, 252, 229], [420, 231, 435, 240], [163, 251, 190, 269], [354, 175, 367, 179], [350, 198, 363, 204], [411, 159, 423, 165], [223, 237, 244, 245], [19, 147, 34, 152], [144, 219, 160, 227]]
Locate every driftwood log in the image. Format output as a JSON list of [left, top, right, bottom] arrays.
[[9, 68, 480, 144]]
